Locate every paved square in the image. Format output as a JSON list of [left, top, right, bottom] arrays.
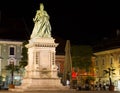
[[0, 90, 120, 93]]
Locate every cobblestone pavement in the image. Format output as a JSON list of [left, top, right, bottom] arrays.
[[0, 90, 120, 93]]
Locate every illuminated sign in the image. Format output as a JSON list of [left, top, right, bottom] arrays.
[[72, 71, 77, 79]]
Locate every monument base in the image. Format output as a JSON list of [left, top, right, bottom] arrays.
[[9, 78, 68, 92]]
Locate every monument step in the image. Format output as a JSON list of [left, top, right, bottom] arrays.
[[25, 86, 69, 91], [9, 85, 69, 92]]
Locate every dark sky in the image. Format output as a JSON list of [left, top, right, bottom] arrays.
[[0, 1, 120, 45]]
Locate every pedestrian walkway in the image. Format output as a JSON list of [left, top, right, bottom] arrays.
[[0, 89, 120, 93]]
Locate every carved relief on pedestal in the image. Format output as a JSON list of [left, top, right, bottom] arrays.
[[40, 68, 51, 78], [51, 64, 58, 78]]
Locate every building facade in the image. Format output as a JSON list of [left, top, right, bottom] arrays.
[[93, 37, 120, 90], [94, 48, 120, 85], [0, 39, 23, 85]]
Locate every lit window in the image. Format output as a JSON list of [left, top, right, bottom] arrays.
[[95, 58, 98, 66], [102, 58, 105, 65], [119, 56, 120, 64], [110, 57, 113, 64]]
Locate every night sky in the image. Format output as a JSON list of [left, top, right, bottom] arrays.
[[0, 1, 120, 46]]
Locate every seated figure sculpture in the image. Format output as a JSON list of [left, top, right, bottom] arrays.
[[30, 3, 51, 39]]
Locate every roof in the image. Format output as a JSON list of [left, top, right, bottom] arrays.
[[93, 37, 120, 53]]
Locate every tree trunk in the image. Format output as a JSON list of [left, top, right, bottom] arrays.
[[11, 70, 14, 84]]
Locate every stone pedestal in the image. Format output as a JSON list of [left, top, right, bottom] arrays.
[[9, 37, 67, 92]]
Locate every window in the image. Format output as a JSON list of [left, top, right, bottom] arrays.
[[110, 57, 113, 65], [102, 58, 105, 65], [118, 56, 120, 64], [9, 47, 14, 55], [10, 59, 14, 65], [119, 69, 120, 75], [95, 59, 98, 66]]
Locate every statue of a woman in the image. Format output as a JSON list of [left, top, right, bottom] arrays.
[[30, 3, 51, 39]]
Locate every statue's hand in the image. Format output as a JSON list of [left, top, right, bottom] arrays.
[[33, 18, 35, 22], [33, 18, 39, 22]]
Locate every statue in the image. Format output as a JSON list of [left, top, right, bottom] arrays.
[[30, 3, 51, 39]]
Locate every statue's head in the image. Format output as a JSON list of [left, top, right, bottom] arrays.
[[40, 3, 44, 11]]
